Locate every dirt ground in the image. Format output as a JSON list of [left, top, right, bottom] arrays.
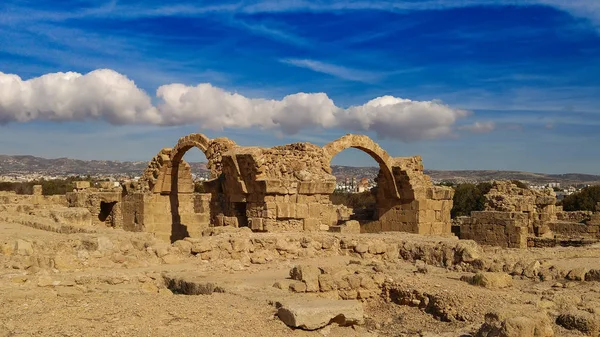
[[1, 220, 599, 337]]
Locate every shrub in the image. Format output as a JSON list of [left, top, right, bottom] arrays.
[[330, 190, 376, 210], [451, 182, 493, 218], [562, 185, 600, 211]]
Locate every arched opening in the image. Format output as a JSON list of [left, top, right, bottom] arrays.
[[168, 144, 218, 242], [328, 148, 390, 227], [167, 136, 244, 242]]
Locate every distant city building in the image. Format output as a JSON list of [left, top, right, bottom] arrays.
[[357, 177, 369, 193]]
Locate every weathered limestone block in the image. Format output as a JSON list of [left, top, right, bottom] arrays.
[[276, 299, 364, 330], [303, 218, 320, 232], [49, 207, 92, 227], [276, 202, 296, 219], [290, 265, 321, 292], [475, 311, 554, 337], [462, 272, 513, 289], [460, 211, 528, 248], [295, 203, 309, 219], [14, 239, 34, 256], [248, 217, 264, 231], [329, 220, 361, 234]]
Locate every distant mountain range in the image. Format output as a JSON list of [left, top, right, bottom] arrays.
[[0, 155, 208, 177], [1, 155, 599, 186], [331, 166, 600, 186]]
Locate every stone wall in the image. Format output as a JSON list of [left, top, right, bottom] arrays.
[[0, 188, 67, 207], [546, 221, 600, 240], [556, 211, 592, 223], [458, 211, 529, 248], [66, 190, 121, 227], [457, 181, 600, 248], [484, 181, 557, 227], [1, 188, 90, 229], [122, 192, 211, 242], [219, 143, 338, 233]]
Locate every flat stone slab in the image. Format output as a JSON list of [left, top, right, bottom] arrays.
[[276, 298, 364, 330]]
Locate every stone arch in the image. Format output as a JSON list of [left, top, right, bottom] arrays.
[[170, 133, 212, 174], [322, 134, 400, 199], [169, 134, 241, 241], [170, 134, 237, 179]]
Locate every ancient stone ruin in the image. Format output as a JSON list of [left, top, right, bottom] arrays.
[[3, 137, 600, 337], [67, 133, 454, 242], [455, 181, 600, 248]]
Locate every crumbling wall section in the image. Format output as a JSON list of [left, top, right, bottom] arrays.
[[484, 181, 557, 227], [458, 211, 529, 248], [0, 187, 68, 207], [367, 157, 454, 235], [454, 181, 599, 248], [65, 190, 122, 227], [222, 143, 338, 233]]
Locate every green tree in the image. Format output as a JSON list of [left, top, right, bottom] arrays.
[[562, 185, 600, 211], [330, 190, 376, 210], [451, 182, 493, 218]]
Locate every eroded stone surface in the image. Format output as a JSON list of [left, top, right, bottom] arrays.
[[276, 298, 364, 330]]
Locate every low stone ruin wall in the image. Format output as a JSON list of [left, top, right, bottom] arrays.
[[66, 190, 122, 227], [0, 190, 67, 207], [124, 192, 212, 242], [457, 211, 529, 248], [556, 211, 592, 223], [547, 221, 600, 239]]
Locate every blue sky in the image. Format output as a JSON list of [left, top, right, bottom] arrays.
[[1, 0, 600, 174]]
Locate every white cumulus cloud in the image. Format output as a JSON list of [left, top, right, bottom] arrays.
[[0, 69, 474, 141], [0, 69, 160, 125]]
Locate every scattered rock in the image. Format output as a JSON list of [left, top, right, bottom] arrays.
[[463, 272, 513, 289], [14, 239, 33, 256], [556, 311, 599, 335], [96, 237, 114, 252], [273, 280, 293, 290], [173, 240, 192, 254], [415, 260, 428, 274], [289, 281, 307, 293], [318, 274, 336, 292], [191, 241, 212, 254], [523, 261, 541, 278], [37, 276, 54, 287], [566, 268, 588, 281], [290, 265, 321, 292], [585, 269, 600, 281], [475, 311, 554, 337], [354, 244, 368, 254], [163, 274, 225, 295], [161, 254, 182, 264], [276, 299, 364, 330]]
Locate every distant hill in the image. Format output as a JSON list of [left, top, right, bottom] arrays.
[[1, 155, 599, 186], [0, 155, 208, 177]]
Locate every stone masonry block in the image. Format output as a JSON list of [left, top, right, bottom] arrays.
[[296, 203, 309, 219], [303, 218, 320, 232]]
